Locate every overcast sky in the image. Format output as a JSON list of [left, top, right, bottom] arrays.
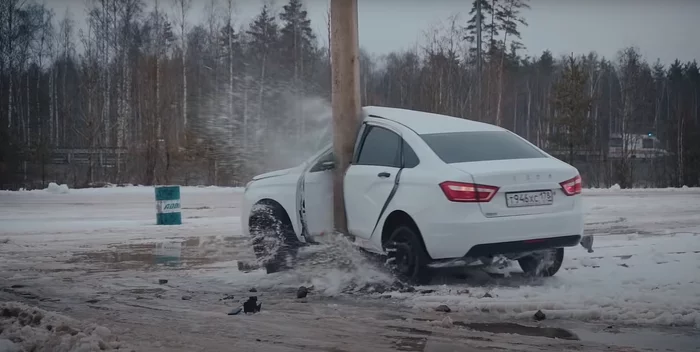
[[47, 0, 699, 65]]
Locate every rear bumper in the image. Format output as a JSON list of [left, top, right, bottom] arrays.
[[465, 235, 581, 257], [418, 208, 585, 260]]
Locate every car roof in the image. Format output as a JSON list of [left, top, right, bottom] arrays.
[[363, 106, 503, 134]]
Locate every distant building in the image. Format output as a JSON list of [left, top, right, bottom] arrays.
[[547, 133, 669, 160], [607, 133, 669, 159]]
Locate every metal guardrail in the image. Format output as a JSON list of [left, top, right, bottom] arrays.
[[34, 148, 130, 166], [547, 148, 669, 159]]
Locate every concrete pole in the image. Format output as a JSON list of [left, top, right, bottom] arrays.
[[330, 0, 361, 235]]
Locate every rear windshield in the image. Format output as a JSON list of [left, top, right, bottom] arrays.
[[420, 131, 546, 163]]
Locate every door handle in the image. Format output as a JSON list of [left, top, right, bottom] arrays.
[[377, 172, 391, 178]]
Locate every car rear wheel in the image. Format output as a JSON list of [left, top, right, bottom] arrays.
[[249, 203, 299, 274], [384, 225, 431, 285], [517, 247, 564, 277]]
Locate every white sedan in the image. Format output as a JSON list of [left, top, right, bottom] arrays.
[[242, 106, 592, 283]]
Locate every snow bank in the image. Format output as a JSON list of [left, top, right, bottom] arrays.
[[61, 185, 244, 195], [0, 302, 129, 351], [45, 183, 69, 194], [2, 185, 244, 196], [585, 185, 700, 193]]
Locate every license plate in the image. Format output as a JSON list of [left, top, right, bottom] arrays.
[[505, 190, 553, 208]]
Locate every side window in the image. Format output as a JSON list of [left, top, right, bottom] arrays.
[[309, 150, 334, 173], [355, 126, 401, 167], [403, 140, 420, 168]]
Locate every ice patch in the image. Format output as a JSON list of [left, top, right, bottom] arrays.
[[578, 257, 598, 267], [404, 232, 700, 328]]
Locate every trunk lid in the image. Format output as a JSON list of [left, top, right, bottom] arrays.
[[450, 158, 577, 218]]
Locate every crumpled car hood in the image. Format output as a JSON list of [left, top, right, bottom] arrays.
[[251, 167, 295, 181]]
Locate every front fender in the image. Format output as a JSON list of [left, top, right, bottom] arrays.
[[242, 174, 304, 241]]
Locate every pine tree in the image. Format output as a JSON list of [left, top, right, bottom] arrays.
[[279, 0, 316, 65], [244, 5, 279, 176], [463, 0, 495, 60], [493, 0, 529, 126], [551, 54, 592, 165], [493, 0, 529, 54], [278, 0, 316, 136], [246, 5, 279, 62]]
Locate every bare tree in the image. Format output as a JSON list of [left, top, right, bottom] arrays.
[[493, 0, 529, 126], [174, 0, 191, 145]]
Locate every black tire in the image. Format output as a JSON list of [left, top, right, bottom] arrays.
[[518, 247, 564, 277], [383, 225, 432, 285], [249, 203, 299, 274]]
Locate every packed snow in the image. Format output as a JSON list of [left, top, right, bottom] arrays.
[[1, 185, 699, 351], [45, 183, 70, 195], [0, 302, 127, 352]]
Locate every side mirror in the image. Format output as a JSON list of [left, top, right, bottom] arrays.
[[320, 160, 335, 171]]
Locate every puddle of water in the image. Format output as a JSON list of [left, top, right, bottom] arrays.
[[571, 326, 700, 352], [453, 321, 579, 340], [154, 241, 182, 266], [70, 236, 250, 270], [411, 317, 578, 341], [387, 326, 433, 336]]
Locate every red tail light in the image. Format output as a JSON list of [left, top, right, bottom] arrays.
[[439, 181, 499, 203], [560, 175, 582, 196]]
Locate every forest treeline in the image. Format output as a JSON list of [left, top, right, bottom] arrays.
[[0, 0, 698, 189]]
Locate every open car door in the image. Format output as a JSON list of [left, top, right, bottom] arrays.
[[300, 147, 335, 238]]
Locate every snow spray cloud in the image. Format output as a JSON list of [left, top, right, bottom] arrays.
[[194, 76, 332, 184], [260, 93, 332, 169], [299, 233, 396, 296]]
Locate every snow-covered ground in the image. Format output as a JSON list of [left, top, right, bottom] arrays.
[[1, 185, 699, 351]]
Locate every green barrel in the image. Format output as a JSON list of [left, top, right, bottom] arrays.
[[155, 185, 182, 225]]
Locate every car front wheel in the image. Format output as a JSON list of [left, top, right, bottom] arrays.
[[517, 247, 564, 277], [249, 203, 299, 274]]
